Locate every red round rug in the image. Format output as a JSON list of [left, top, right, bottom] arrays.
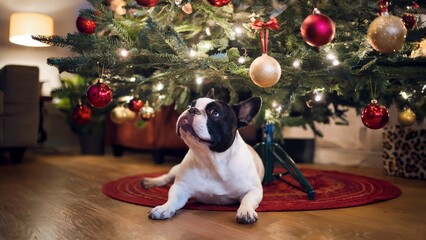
[[102, 168, 401, 211]]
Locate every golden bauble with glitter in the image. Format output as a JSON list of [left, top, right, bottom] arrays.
[[139, 102, 155, 121], [110, 106, 135, 124], [249, 54, 281, 88], [367, 14, 407, 53], [398, 108, 416, 126]]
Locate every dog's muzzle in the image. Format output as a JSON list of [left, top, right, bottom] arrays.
[[177, 113, 213, 145]]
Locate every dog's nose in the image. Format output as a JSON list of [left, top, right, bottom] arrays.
[[188, 107, 201, 115]]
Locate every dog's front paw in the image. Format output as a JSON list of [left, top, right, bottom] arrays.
[[148, 205, 176, 220], [236, 207, 258, 224], [141, 178, 156, 189]]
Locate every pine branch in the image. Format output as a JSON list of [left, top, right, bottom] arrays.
[[145, 17, 188, 56]]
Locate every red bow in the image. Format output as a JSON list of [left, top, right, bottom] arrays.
[[252, 18, 280, 31], [252, 18, 280, 53]]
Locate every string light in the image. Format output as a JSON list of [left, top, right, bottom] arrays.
[[326, 53, 336, 60], [400, 91, 411, 100], [332, 60, 340, 66], [129, 77, 136, 82], [189, 49, 197, 58], [292, 59, 301, 68], [205, 27, 211, 36], [195, 76, 203, 85], [119, 48, 129, 57], [234, 26, 243, 36], [238, 56, 246, 64], [155, 82, 164, 91]]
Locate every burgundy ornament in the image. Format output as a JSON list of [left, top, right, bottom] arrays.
[[135, 0, 159, 7], [76, 16, 96, 34], [86, 81, 113, 108], [402, 14, 417, 30], [300, 10, 335, 47], [128, 98, 144, 112], [361, 99, 389, 130], [207, 0, 231, 7], [72, 104, 92, 124]]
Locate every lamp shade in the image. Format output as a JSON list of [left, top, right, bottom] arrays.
[[9, 13, 54, 47]]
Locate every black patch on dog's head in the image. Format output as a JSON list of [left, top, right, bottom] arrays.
[[205, 100, 238, 152], [206, 97, 262, 152]]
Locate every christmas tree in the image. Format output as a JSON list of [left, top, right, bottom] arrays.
[[34, 0, 426, 137]]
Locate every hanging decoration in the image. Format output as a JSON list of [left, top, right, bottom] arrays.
[[207, 0, 231, 7], [401, 14, 417, 30], [128, 98, 144, 112], [104, 0, 127, 15], [135, 0, 160, 7], [249, 18, 281, 88], [110, 105, 135, 124], [367, 0, 407, 53], [139, 102, 155, 120], [76, 16, 96, 34], [361, 99, 389, 129], [86, 79, 113, 108], [300, 7, 335, 47], [72, 103, 92, 124], [182, 3, 193, 14], [398, 107, 416, 126]]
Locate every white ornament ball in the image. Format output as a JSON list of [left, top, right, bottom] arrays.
[[249, 54, 281, 88]]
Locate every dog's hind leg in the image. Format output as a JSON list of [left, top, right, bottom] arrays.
[[141, 164, 180, 189]]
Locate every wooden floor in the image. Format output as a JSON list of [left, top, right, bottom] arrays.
[[0, 152, 425, 240]]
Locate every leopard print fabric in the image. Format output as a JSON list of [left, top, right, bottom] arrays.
[[383, 125, 426, 180]]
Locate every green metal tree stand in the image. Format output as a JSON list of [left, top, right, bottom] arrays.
[[254, 123, 315, 200]]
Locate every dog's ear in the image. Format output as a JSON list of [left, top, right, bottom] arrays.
[[206, 88, 215, 99], [232, 97, 262, 128]]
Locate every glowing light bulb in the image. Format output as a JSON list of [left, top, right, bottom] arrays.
[[205, 27, 211, 36], [400, 91, 410, 99], [234, 26, 243, 36], [189, 49, 197, 58], [129, 77, 136, 82], [195, 76, 203, 85], [238, 56, 246, 64], [293, 59, 301, 68], [119, 49, 129, 57], [314, 94, 322, 102], [156, 82, 164, 91], [332, 60, 340, 66], [326, 53, 336, 60]]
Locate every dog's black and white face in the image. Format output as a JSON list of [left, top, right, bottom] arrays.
[[177, 92, 262, 153]]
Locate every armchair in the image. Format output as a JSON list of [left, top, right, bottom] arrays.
[[0, 65, 40, 163]]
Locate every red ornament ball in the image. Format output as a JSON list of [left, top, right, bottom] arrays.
[[300, 12, 335, 47], [402, 14, 417, 30], [135, 0, 159, 7], [207, 0, 231, 7], [72, 104, 92, 125], [76, 16, 96, 34], [128, 98, 144, 112], [361, 99, 389, 130], [86, 81, 113, 108]]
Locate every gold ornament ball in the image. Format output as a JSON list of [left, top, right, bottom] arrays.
[[110, 106, 130, 124], [249, 54, 281, 88], [367, 15, 407, 53], [139, 103, 155, 121], [398, 108, 416, 126]]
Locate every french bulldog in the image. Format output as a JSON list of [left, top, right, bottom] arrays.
[[141, 90, 264, 224]]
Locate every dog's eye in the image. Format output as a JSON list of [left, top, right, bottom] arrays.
[[209, 109, 220, 117]]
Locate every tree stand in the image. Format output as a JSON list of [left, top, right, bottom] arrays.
[[254, 123, 315, 200]]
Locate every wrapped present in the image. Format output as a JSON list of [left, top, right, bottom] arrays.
[[383, 124, 426, 179]]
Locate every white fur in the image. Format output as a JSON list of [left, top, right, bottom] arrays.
[[142, 98, 264, 224]]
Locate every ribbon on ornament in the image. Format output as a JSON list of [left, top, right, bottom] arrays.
[[379, 0, 391, 15], [252, 18, 280, 54]]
